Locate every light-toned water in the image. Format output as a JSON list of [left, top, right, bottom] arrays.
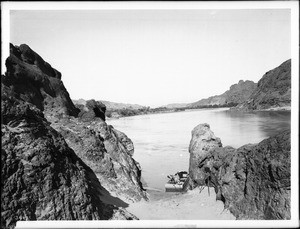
[[107, 108, 290, 190]]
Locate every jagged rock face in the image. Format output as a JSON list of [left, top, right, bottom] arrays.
[[188, 123, 222, 187], [188, 123, 290, 219], [96, 124, 147, 202], [1, 85, 137, 229], [1, 43, 144, 228], [189, 80, 257, 107], [49, 116, 148, 203], [3, 44, 79, 117], [224, 80, 257, 105], [235, 59, 291, 110], [3, 43, 146, 203]]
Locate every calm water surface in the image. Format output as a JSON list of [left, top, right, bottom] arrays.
[[107, 108, 290, 190]]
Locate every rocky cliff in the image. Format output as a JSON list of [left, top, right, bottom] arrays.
[[234, 59, 291, 110], [188, 124, 290, 220], [1, 85, 137, 229], [49, 117, 148, 203], [189, 80, 257, 108], [3, 44, 79, 117], [1, 44, 147, 228]]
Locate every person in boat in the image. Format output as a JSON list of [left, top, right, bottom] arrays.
[[168, 171, 188, 184], [167, 174, 180, 184]]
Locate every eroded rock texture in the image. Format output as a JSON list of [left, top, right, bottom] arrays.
[[188, 123, 222, 187], [3, 44, 79, 117], [1, 43, 145, 228], [188, 124, 290, 219], [189, 80, 257, 107], [235, 59, 291, 110], [49, 117, 148, 203], [1, 85, 137, 228]]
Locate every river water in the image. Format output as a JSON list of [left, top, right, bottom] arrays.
[[107, 108, 290, 190]]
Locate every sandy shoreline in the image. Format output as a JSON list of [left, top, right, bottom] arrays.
[[126, 187, 236, 220]]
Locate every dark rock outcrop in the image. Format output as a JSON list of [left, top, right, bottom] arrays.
[[188, 124, 290, 220], [49, 117, 148, 203], [2, 43, 79, 117], [1, 85, 136, 229], [1, 43, 146, 228], [234, 59, 291, 110]]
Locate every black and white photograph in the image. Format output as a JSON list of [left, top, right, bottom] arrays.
[[1, 1, 299, 228]]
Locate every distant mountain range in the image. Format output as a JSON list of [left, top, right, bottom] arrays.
[[165, 59, 291, 111], [73, 99, 148, 110], [74, 59, 291, 113], [165, 80, 257, 109], [165, 103, 188, 109], [101, 100, 147, 110]]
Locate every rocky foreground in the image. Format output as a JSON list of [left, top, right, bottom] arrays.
[[188, 123, 290, 220], [2, 86, 138, 228], [1, 44, 147, 228]]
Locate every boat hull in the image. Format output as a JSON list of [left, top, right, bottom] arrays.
[[165, 177, 189, 192]]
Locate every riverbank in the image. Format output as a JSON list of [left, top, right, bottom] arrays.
[[259, 106, 291, 111], [126, 188, 235, 220], [230, 105, 291, 112], [106, 107, 230, 120], [106, 105, 291, 121]]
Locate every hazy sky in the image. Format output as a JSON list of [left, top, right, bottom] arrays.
[[10, 9, 291, 107]]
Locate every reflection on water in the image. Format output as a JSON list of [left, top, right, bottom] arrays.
[[107, 108, 290, 190]]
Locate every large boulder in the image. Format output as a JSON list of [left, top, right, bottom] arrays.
[[188, 123, 290, 219], [188, 123, 222, 187]]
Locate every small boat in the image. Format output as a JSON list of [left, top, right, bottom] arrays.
[[165, 171, 189, 192]]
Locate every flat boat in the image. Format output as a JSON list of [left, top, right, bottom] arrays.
[[165, 171, 189, 192]]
